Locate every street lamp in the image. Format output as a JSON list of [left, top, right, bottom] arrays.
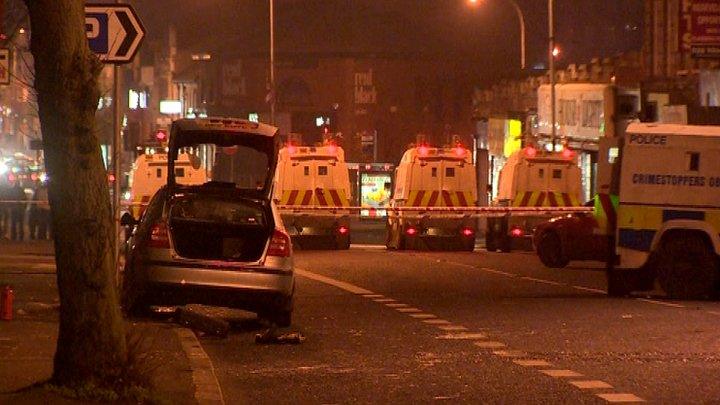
[[548, 0, 556, 144], [269, 0, 276, 125], [468, 0, 526, 70]]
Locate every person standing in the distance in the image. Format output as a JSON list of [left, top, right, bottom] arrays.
[[0, 181, 9, 240], [36, 181, 51, 240], [29, 179, 41, 239], [9, 180, 27, 241]]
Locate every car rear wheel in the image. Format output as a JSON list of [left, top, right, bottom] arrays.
[[656, 233, 719, 299], [537, 232, 569, 268]]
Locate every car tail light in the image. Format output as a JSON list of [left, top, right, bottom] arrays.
[[267, 229, 291, 257], [148, 222, 170, 248], [461, 227, 475, 237], [405, 226, 418, 236], [337, 226, 349, 235], [510, 226, 524, 238]]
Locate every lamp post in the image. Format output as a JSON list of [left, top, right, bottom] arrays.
[[548, 0, 556, 144], [269, 0, 276, 125], [469, 0, 526, 70]]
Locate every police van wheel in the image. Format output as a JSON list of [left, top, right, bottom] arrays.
[[499, 236, 512, 253], [607, 268, 631, 297], [656, 233, 719, 300], [485, 231, 497, 252], [537, 232, 569, 269], [336, 235, 351, 250]]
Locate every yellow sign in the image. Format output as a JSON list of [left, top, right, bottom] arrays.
[[503, 119, 522, 157]]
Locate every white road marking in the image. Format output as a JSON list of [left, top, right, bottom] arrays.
[[707, 310, 720, 316], [297, 266, 647, 403], [520, 276, 564, 287], [572, 285, 606, 294], [422, 319, 451, 325], [473, 341, 507, 349], [373, 298, 396, 303], [396, 307, 423, 313], [570, 380, 614, 389], [409, 313, 437, 319], [437, 325, 469, 332], [296, 268, 374, 295], [479, 267, 516, 277], [385, 303, 409, 308], [513, 359, 552, 367], [436, 332, 487, 340], [596, 393, 645, 403], [541, 369, 584, 378], [636, 298, 685, 308], [350, 244, 387, 250], [492, 350, 526, 358]]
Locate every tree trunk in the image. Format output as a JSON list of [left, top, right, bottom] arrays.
[[23, 0, 128, 386]]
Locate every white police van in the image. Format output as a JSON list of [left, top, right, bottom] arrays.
[[604, 123, 720, 298]]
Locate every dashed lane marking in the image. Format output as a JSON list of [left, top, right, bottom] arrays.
[[570, 380, 614, 389], [473, 341, 507, 349], [707, 310, 720, 316], [296, 267, 647, 403], [492, 350, 526, 358], [385, 303, 409, 308], [422, 319, 451, 325], [636, 298, 685, 308], [479, 267, 516, 277], [596, 393, 645, 403], [373, 298, 396, 303], [437, 325, 468, 332], [409, 313, 437, 319], [436, 332, 487, 340], [513, 359, 552, 367], [396, 307, 423, 313], [296, 268, 373, 295], [541, 369, 584, 378]]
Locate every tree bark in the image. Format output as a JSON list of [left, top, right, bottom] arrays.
[[23, 0, 128, 386]]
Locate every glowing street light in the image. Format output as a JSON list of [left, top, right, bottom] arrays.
[[552, 46, 560, 58], [468, 0, 526, 70]]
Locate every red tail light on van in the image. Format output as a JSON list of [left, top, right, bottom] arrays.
[[267, 229, 292, 257]]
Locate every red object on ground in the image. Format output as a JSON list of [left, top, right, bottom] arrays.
[[1, 285, 14, 321]]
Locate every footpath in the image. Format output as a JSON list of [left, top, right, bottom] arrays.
[[0, 240, 198, 404]]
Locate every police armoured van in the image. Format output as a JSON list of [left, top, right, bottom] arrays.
[[273, 141, 352, 249], [386, 143, 477, 251], [129, 152, 207, 218], [602, 123, 720, 299], [486, 146, 583, 252]]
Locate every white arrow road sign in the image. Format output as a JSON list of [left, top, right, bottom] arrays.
[[85, 4, 145, 64]]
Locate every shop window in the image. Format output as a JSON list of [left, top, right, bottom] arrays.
[[582, 100, 603, 128]]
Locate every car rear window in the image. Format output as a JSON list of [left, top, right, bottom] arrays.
[[170, 196, 266, 226]]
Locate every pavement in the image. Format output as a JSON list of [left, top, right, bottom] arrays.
[[0, 240, 197, 404]]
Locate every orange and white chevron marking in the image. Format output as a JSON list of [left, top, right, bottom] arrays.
[[511, 191, 580, 207], [279, 189, 350, 207], [407, 190, 474, 207]]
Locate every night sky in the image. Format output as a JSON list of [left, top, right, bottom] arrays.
[[130, 0, 643, 84]]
